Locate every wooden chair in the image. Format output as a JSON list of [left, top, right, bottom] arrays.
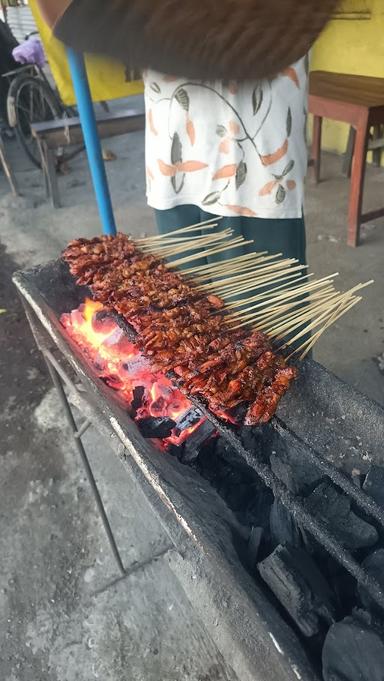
[[309, 71, 384, 247], [342, 125, 384, 177]]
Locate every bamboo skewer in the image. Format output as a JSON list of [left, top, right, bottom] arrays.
[[286, 295, 362, 360], [141, 231, 225, 245], [166, 238, 254, 267], [132, 221, 372, 357], [226, 278, 335, 317], [142, 228, 232, 247], [231, 299, 328, 331], [224, 274, 313, 309], [273, 283, 370, 348], [198, 258, 299, 291], [219, 266, 308, 299], [189, 254, 285, 283], [228, 286, 337, 327], [267, 287, 354, 329], [219, 267, 305, 295], [262, 293, 348, 336], [140, 234, 228, 252], [183, 251, 271, 276], [287, 299, 352, 350], [230, 283, 361, 333], [142, 231, 234, 258], [136, 217, 221, 243], [247, 283, 338, 319]]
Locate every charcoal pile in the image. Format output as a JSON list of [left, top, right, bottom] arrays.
[[173, 432, 384, 681]]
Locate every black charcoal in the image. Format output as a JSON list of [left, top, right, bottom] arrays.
[[131, 385, 145, 416], [363, 465, 384, 508], [174, 407, 203, 435], [247, 526, 263, 569], [196, 439, 220, 482], [136, 416, 176, 439], [322, 610, 384, 681], [258, 544, 336, 637], [243, 483, 274, 531], [178, 419, 216, 464], [216, 436, 258, 476], [240, 424, 274, 463], [270, 444, 322, 494], [166, 443, 181, 458], [304, 480, 378, 550], [270, 500, 302, 548], [328, 565, 357, 615], [222, 481, 256, 513], [359, 549, 384, 615], [94, 309, 116, 324]]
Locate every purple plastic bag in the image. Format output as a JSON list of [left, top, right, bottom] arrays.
[[12, 37, 45, 68]]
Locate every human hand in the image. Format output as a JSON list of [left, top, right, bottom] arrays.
[[34, 0, 72, 28]]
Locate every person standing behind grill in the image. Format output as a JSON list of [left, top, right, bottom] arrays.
[[33, 0, 309, 267], [143, 60, 309, 266]]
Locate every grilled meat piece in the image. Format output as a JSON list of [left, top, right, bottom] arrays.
[[245, 366, 298, 424]]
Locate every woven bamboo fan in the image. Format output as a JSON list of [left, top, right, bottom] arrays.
[[40, 0, 338, 80]]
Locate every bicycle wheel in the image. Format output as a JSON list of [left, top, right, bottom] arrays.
[[7, 74, 62, 168]]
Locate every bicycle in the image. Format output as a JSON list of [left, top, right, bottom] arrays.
[[3, 59, 76, 168]]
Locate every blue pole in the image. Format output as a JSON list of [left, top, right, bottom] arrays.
[[66, 48, 117, 236]]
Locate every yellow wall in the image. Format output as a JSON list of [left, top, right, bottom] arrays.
[[29, 0, 143, 105], [310, 0, 384, 159]]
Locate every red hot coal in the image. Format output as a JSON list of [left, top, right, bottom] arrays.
[[61, 298, 205, 447]]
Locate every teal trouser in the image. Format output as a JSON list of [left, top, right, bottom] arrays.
[[154, 205, 306, 266]]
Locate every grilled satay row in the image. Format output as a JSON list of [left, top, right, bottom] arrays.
[[62, 233, 297, 423]]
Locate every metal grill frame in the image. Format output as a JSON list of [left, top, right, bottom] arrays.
[[13, 259, 384, 681]]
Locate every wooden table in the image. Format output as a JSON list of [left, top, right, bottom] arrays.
[[309, 71, 384, 247], [32, 108, 145, 208], [0, 132, 19, 197]]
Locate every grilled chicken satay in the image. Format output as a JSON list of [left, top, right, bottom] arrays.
[[62, 234, 297, 423]]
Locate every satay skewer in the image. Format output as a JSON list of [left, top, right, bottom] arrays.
[[190, 254, 286, 283], [183, 251, 271, 275], [140, 228, 233, 254], [167, 237, 254, 266], [219, 266, 309, 298], [136, 217, 221, 243], [198, 258, 299, 290]]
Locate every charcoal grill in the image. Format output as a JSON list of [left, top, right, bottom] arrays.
[[13, 259, 384, 681]]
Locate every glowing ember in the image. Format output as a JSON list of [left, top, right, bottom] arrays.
[[61, 299, 205, 447]]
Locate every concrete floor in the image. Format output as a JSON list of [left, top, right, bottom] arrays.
[[0, 116, 383, 680]]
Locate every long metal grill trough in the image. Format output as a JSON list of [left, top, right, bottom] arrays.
[[13, 259, 384, 681]]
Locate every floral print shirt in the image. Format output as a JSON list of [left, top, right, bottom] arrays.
[[143, 58, 308, 219]]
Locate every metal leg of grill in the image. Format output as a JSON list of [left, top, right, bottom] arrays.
[[44, 355, 126, 576]]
